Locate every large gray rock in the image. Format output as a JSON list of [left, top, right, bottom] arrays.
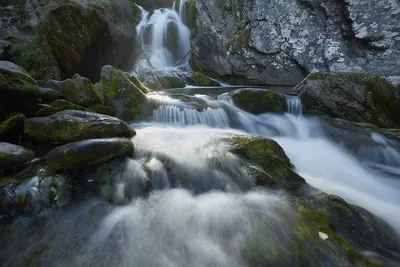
[[47, 138, 134, 170], [192, 0, 400, 85], [293, 72, 400, 128], [0, 142, 35, 174], [24, 110, 136, 143]]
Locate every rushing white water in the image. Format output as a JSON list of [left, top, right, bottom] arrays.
[[136, 1, 191, 71], [285, 95, 303, 116]]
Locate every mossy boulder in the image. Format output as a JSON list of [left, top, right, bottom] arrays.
[[100, 65, 151, 121], [44, 74, 104, 107], [0, 142, 35, 174], [293, 72, 400, 128], [88, 104, 115, 116], [46, 138, 134, 171], [229, 135, 305, 189], [306, 192, 400, 255], [230, 88, 287, 114], [24, 110, 136, 143], [185, 72, 220, 86], [36, 99, 91, 117], [157, 73, 185, 89], [39, 88, 62, 104], [0, 61, 40, 115], [7, 35, 60, 80], [36, 1, 111, 80], [0, 73, 9, 113], [0, 113, 26, 141]]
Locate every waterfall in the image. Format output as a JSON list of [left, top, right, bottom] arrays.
[[285, 95, 303, 116], [153, 105, 230, 128], [135, 1, 191, 71]]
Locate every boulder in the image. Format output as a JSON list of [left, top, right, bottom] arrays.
[[229, 135, 305, 189], [185, 72, 219, 87], [230, 88, 287, 114], [88, 104, 115, 116], [0, 73, 9, 113], [24, 110, 136, 143], [0, 142, 35, 174], [47, 138, 134, 170], [293, 72, 400, 128], [100, 65, 151, 120], [39, 88, 62, 103], [37, 0, 138, 81], [0, 40, 11, 60], [0, 113, 26, 141], [306, 192, 400, 254], [36, 99, 91, 117], [44, 74, 104, 107]]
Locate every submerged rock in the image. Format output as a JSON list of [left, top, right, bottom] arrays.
[[293, 72, 400, 128], [230, 88, 287, 114], [24, 110, 136, 143], [0, 142, 35, 174], [0, 113, 26, 141], [100, 65, 151, 121], [47, 138, 134, 170], [44, 74, 104, 107], [229, 135, 305, 189]]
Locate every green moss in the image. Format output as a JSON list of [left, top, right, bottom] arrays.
[[185, 0, 197, 30], [231, 89, 287, 114], [229, 136, 305, 189], [307, 72, 329, 81], [0, 112, 25, 138], [101, 66, 151, 121], [36, 99, 91, 117], [186, 72, 220, 86], [0, 178, 17, 187], [88, 104, 115, 116], [8, 36, 60, 80]]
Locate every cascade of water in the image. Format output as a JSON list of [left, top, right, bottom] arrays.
[[285, 95, 303, 116], [135, 2, 191, 71], [153, 105, 230, 128]]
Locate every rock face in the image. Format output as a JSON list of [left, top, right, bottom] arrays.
[[192, 0, 400, 85], [230, 89, 287, 114], [24, 110, 136, 143], [0, 142, 35, 174], [100, 65, 151, 120], [229, 136, 305, 189], [47, 138, 134, 170], [44, 74, 104, 107], [37, 0, 138, 81], [293, 72, 400, 128]]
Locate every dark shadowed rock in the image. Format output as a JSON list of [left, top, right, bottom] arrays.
[[0, 113, 26, 141], [47, 138, 134, 170], [230, 88, 287, 114], [36, 100, 91, 117], [24, 110, 136, 143], [0, 142, 35, 174], [39, 88, 62, 104]]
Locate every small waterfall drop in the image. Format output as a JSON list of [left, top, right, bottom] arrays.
[[136, 1, 191, 71], [285, 95, 303, 116]]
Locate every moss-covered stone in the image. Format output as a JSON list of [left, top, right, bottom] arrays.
[[7, 36, 60, 80], [230, 88, 287, 114], [36, 99, 91, 117], [293, 72, 400, 128], [0, 112, 26, 140], [36, 1, 111, 80], [24, 110, 136, 143], [45, 74, 104, 107], [229, 135, 305, 189], [0, 142, 35, 174], [100, 65, 151, 121], [47, 138, 134, 170], [88, 104, 115, 116], [186, 72, 220, 86], [157, 74, 185, 89]]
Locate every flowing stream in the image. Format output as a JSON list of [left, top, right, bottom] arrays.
[[1, 3, 400, 267]]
